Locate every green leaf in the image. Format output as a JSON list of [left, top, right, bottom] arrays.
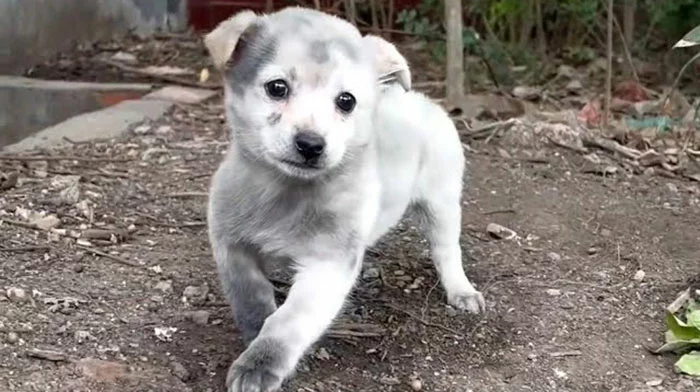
[[673, 24, 700, 49], [688, 310, 700, 329], [674, 351, 700, 376], [654, 338, 700, 354], [666, 312, 700, 341]]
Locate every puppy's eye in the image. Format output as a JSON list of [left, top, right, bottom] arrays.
[[265, 79, 289, 99], [335, 92, 356, 113]]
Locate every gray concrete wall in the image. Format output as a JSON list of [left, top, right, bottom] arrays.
[[0, 0, 187, 75]]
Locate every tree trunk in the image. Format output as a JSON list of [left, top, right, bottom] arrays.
[[444, 0, 465, 110]]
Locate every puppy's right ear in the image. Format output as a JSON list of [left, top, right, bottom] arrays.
[[204, 10, 259, 71], [362, 35, 412, 91]]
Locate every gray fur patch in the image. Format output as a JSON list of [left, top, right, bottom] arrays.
[[227, 336, 287, 390], [228, 23, 278, 96], [309, 40, 330, 63], [215, 245, 277, 344], [267, 112, 281, 126]]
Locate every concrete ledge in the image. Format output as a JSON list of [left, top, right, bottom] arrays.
[[0, 76, 154, 148], [2, 99, 174, 153]]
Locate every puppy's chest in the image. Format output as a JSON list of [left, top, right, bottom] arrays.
[[233, 192, 341, 249]]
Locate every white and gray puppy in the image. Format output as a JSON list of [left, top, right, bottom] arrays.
[[204, 7, 485, 392]]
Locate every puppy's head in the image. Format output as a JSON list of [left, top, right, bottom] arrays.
[[205, 8, 410, 180]]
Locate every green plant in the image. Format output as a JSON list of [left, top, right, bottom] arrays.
[[654, 299, 700, 376], [646, 0, 700, 41]]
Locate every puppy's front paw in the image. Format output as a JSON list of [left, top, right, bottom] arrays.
[[226, 338, 286, 392], [227, 363, 282, 392], [447, 289, 486, 314]]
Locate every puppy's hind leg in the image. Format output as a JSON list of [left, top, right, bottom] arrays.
[[214, 244, 278, 344], [415, 193, 486, 314]]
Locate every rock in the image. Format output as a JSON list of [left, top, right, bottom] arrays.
[[666, 183, 679, 193], [379, 376, 401, 386], [75, 330, 95, 344], [565, 80, 583, 92], [633, 270, 646, 282], [362, 267, 379, 280], [410, 379, 423, 391], [32, 214, 61, 230], [547, 252, 562, 263], [486, 223, 517, 240], [600, 228, 612, 237], [111, 51, 138, 64], [132, 125, 151, 135], [0, 171, 18, 190], [546, 289, 562, 296], [557, 65, 576, 79], [50, 175, 81, 205], [76, 358, 128, 382], [182, 284, 209, 305], [170, 360, 190, 381], [512, 86, 541, 101], [154, 280, 173, 294], [587, 247, 598, 255], [315, 347, 331, 361], [185, 310, 210, 325], [645, 379, 663, 387], [6, 331, 19, 344], [6, 287, 28, 303], [394, 270, 405, 276]]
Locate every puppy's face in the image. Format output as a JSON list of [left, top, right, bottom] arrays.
[[207, 8, 381, 180]]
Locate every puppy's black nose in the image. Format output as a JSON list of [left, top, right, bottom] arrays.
[[294, 132, 325, 161]]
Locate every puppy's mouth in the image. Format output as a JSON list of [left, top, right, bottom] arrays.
[[279, 159, 323, 171]]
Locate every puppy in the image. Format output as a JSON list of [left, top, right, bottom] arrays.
[[204, 7, 485, 392]]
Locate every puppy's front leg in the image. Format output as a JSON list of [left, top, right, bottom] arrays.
[[226, 252, 362, 392]]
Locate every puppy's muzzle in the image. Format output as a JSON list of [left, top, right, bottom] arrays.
[[294, 132, 326, 163]]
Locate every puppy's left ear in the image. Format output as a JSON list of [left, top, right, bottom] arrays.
[[204, 10, 259, 71], [362, 35, 412, 91]]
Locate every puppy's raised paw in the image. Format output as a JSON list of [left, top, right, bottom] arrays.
[[447, 290, 486, 314], [227, 364, 281, 392], [226, 338, 286, 392]]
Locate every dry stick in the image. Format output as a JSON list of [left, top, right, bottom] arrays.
[[382, 302, 463, 337], [26, 348, 71, 362], [97, 58, 219, 89], [667, 287, 692, 313], [603, 0, 614, 129], [76, 244, 140, 268], [612, 12, 640, 84], [166, 192, 208, 198], [0, 155, 132, 163], [0, 245, 51, 252]]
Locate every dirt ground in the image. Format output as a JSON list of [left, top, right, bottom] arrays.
[[3, 35, 700, 392]]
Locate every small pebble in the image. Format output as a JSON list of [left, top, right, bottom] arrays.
[[633, 270, 645, 282], [546, 252, 561, 263], [6, 332, 19, 344], [185, 310, 210, 325], [587, 247, 598, 255], [362, 267, 379, 280], [170, 361, 190, 381], [410, 379, 423, 391], [154, 280, 173, 293], [546, 289, 561, 296], [6, 287, 27, 303]]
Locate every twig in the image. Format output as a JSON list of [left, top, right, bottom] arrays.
[[581, 135, 641, 160], [0, 155, 132, 163], [76, 244, 140, 268], [0, 245, 51, 252], [26, 348, 70, 362], [97, 58, 219, 89], [667, 287, 692, 313], [549, 350, 583, 358], [381, 302, 463, 337], [1, 219, 40, 231], [547, 136, 590, 154], [166, 192, 208, 198], [612, 12, 639, 83], [603, 0, 613, 128], [481, 208, 516, 216]]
